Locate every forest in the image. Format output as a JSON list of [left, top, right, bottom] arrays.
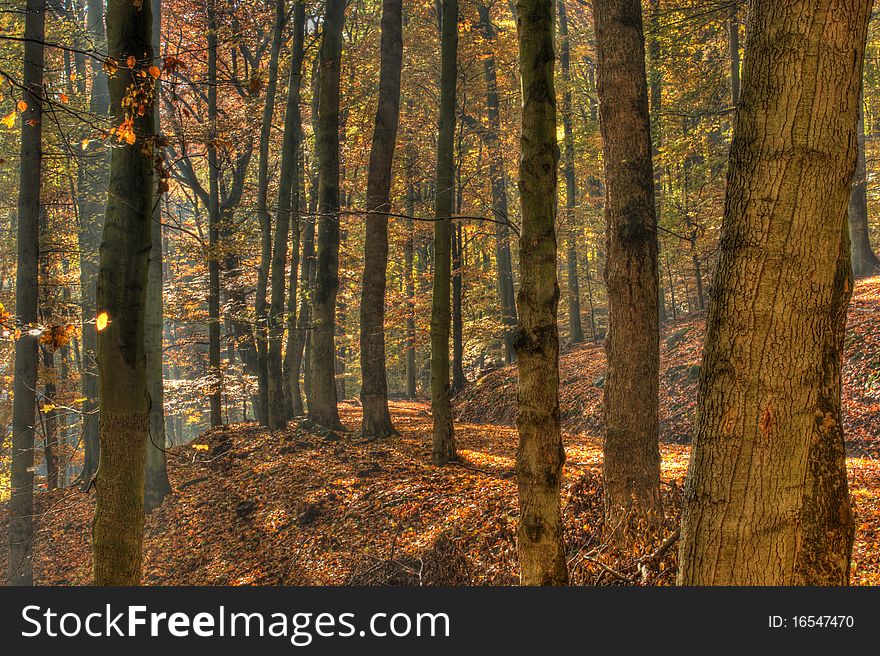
[[0, 0, 879, 587]]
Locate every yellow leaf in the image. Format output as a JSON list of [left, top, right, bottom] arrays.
[[193, 444, 209, 452], [42, 403, 56, 413], [1, 110, 15, 129], [96, 312, 109, 331]]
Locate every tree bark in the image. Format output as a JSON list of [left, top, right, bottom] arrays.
[[255, 0, 286, 427], [513, 0, 568, 586], [593, 0, 663, 539], [144, 0, 170, 514], [307, 0, 346, 430], [9, 0, 46, 586], [678, 0, 871, 586], [93, 0, 156, 585], [404, 145, 417, 398], [359, 0, 403, 438], [270, 0, 306, 430], [558, 0, 583, 345], [206, 0, 222, 428], [477, 2, 517, 365], [430, 0, 458, 465], [77, 0, 108, 484], [849, 88, 880, 278]]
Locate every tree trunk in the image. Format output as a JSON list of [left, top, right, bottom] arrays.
[[477, 1, 517, 364], [359, 0, 403, 438], [206, 0, 222, 427], [39, 205, 58, 492], [93, 0, 156, 585], [451, 222, 466, 393], [8, 0, 45, 586], [558, 0, 583, 346], [255, 0, 286, 427], [849, 88, 880, 278], [270, 0, 306, 430], [514, 0, 568, 586], [430, 0, 458, 466], [144, 0, 170, 514], [78, 0, 109, 484], [593, 0, 662, 539], [307, 0, 346, 430], [678, 0, 871, 586], [728, 2, 740, 107], [404, 148, 417, 398]]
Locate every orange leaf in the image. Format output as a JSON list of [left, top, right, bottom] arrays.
[[17, 99, 27, 112]]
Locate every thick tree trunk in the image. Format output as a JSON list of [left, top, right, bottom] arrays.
[[8, 0, 45, 586], [144, 0, 170, 514], [678, 0, 871, 586], [477, 2, 517, 364], [514, 0, 567, 586], [92, 0, 156, 585], [270, 0, 306, 430], [593, 0, 662, 539], [360, 0, 403, 438], [558, 0, 583, 346], [255, 0, 286, 427], [308, 0, 346, 430], [729, 3, 740, 107], [77, 0, 108, 484], [430, 0, 458, 466], [849, 89, 880, 278], [206, 0, 222, 427]]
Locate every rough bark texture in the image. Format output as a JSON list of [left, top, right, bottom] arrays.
[[255, 0, 286, 427], [558, 0, 583, 345], [360, 0, 403, 438], [307, 0, 346, 430], [144, 0, 170, 514], [729, 3, 740, 107], [78, 0, 109, 484], [93, 0, 155, 585], [513, 0, 568, 586], [9, 0, 45, 587], [270, 0, 306, 430], [849, 89, 880, 278], [678, 0, 870, 586], [430, 0, 458, 466], [593, 0, 662, 538], [477, 2, 517, 364]]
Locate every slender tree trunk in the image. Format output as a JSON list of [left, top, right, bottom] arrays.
[[558, 0, 583, 345], [849, 88, 880, 277], [144, 0, 170, 513], [430, 0, 458, 465], [78, 0, 108, 484], [270, 0, 306, 429], [678, 0, 871, 586], [8, 0, 45, 587], [39, 205, 58, 491], [404, 148, 417, 398], [728, 2, 740, 107], [308, 0, 346, 430], [255, 0, 286, 427], [593, 0, 662, 539], [360, 0, 403, 437], [451, 222, 466, 393], [93, 0, 156, 585], [514, 0, 568, 586], [477, 2, 517, 364], [206, 0, 222, 427]]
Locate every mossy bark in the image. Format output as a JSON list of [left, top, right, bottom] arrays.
[[514, 0, 568, 586]]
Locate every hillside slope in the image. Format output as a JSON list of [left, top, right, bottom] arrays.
[[457, 277, 880, 453]]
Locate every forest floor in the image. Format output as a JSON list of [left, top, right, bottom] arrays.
[[2, 278, 879, 586]]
